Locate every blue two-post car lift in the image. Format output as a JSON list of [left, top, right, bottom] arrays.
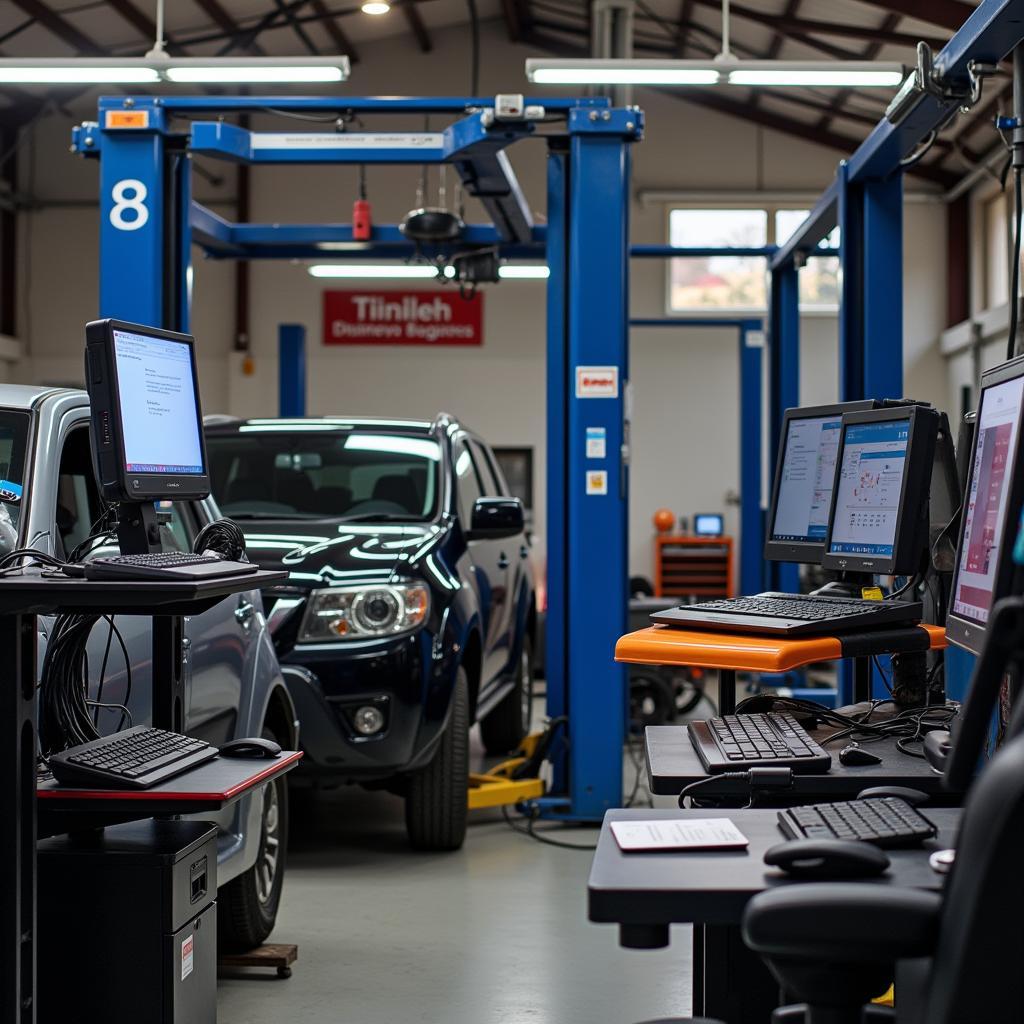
[[72, 94, 643, 821]]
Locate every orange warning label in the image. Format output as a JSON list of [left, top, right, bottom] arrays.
[[105, 110, 150, 129]]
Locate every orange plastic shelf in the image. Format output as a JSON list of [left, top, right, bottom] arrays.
[[615, 622, 947, 673]]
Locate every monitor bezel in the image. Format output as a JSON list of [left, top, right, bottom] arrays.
[[763, 400, 878, 565], [946, 355, 1024, 655], [85, 318, 211, 503], [821, 404, 936, 577]]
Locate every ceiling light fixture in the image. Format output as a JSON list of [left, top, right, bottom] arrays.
[[308, 265, 441, 279], [0, 1, 349, 86], [526, 0, 903, 89], [498, 265, 550, 279], [525, 57, 903, 89], [361, 2, 392, 14]]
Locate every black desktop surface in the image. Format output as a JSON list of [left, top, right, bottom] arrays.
[[645, 719, 959, 801], [588, 807, 957, 927], [0, 567, 287, 616]]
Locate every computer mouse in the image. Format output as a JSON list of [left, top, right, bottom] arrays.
[[764, 839, 890, 879], [219, 737, 282, 759], [839, 743, 883, 766]]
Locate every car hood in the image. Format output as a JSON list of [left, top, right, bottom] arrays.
[[240, 519, 448, 588]]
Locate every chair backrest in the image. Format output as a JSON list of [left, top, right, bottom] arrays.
[[925, 730, 1024, 1023]]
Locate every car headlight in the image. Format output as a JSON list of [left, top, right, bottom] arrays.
[[298, 583, 430, 642]]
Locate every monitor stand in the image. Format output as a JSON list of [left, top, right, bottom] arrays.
[[115, 502, 164, 555], [811, 572, 874, 599]]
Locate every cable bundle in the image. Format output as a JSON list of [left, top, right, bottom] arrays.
[[193, 517, 246, 561]]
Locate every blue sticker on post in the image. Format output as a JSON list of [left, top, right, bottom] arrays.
[[1014, 508, 1024, 565], [0, 480, 22, 504]]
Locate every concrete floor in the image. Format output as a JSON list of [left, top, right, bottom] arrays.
[[217, 694, 714, 1024]]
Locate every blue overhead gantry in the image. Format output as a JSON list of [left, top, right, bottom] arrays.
[[767, 0, 1024, 704], [71, 94, 642, 821]]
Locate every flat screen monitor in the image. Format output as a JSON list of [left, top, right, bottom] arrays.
[[764, 401, 878, 565], [84, 319, 210, 503], [821, 404, 938, 577], [946, 356, 1024, 655], [694, 513, 724, 537]]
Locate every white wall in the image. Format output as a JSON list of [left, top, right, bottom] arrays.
[[6, 17, 950, 583]]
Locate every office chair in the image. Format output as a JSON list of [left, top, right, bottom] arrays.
[[741, 727, 1024, 1024]]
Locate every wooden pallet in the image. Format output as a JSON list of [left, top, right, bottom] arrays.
[[218, 943, 298, 979]]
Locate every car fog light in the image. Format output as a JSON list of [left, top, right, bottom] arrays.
[[354, 705, 386, 735]]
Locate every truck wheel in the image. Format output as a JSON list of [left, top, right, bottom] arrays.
[[218, 728, 289, 952], [480, 636, 533, 755], [405, 670, 469, 851]]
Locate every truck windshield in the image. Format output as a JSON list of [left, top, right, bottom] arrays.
[[0, 410, 29, 554], [207, 430, 441, 521]]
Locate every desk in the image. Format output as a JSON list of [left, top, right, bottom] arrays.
[[0, 568, 287, 1024], [644, 722, 959, 803], [589, 807, 958, 1024], [615, 623, 947, 714]]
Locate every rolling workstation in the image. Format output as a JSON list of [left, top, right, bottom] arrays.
[[4, 0, 1024, 1023]]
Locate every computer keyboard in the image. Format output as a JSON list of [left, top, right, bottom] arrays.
[[48, 726, 219, 789], [687, 712, 832, 774], [778, 797, 937, 848], [651, 591, 923, 636], [84, 551, 258, 581]]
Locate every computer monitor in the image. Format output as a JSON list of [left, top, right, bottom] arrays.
[[946, 356, 1024, 655], [821, 404, 938, 577], [84, 319, 210, 503], [764, 401, 878, 565], [694, 513, 724, 537]]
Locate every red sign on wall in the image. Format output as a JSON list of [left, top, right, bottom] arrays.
[[322, 290, 484, 346]]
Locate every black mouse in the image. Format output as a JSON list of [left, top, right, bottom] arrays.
[[219, 737, 282, 760], [839, 743, 883, 766], [764, 839, 890, 879]]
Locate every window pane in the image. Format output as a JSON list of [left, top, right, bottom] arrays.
[[668, 208, 768, 310], [774, 209, 840, 309]]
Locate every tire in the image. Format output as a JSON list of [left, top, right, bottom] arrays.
[[405, 669, 469, 852], [479, 636, 533, 756], [218, 727, 289, 952], [629, 672, 676, 733]]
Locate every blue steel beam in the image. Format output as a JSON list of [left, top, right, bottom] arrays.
[[187, 112, 537, 243], [770, 180, 840, 270], [97, 95, 611, 116], [189, 204, 547, 259]]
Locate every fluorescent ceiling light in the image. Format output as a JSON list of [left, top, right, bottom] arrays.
[[527, 59, 720, 85], [0, 56, 348, 86], [498, 265, 550, 279], [525, 57, 903, 89], [728, 63, 903, 87], [361, 1, 392, 13], [165, 61, 345, 83], [309, 264, 440, 279], [0, 62, 160, 84]]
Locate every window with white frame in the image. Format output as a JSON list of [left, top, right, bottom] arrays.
[[667, 205, 840, 313]]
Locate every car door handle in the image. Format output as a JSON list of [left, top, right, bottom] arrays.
[[235, 600, 255, 625], [498, 554, 510, 570]]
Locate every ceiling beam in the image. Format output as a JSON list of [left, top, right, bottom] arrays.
[[402, 1, 433, 53], [193, 0, 268, 55], [8, 0, 104, 54], [308, 0, 360, 62], [675, 0, 694, 56], [750, 0, 800, 111], [760, 14, 944, 50], [851, 0, 975, 33], [272, 0, 320, 54]]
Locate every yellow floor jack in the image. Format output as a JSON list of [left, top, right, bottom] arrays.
[[467, 716, 567, 811]]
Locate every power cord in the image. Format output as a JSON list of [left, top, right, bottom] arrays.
[[501, 804, 599, 851]]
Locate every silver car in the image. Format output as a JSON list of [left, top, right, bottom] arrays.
[[0, 384, 298, 951]]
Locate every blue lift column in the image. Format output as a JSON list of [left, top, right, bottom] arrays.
[[278, 324, 307, 417], [767, 264, 801, 595], [544, 107, 641, 819]]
